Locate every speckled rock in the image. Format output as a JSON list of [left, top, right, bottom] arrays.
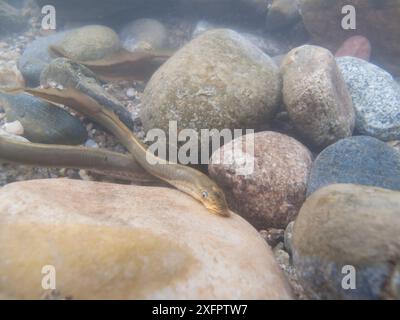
[[300, 0, 400, 76], [337, 57, 400, 141], [282, 45, 355, 149], [335, 36, 371, 61], [18, 31, 69, 86], [119, 18, 168, 52], [0, 179, 293, 300], [307, 136, 400, 196], [55, 25, 121, 61], [293, 184, 400, 300], [141, 29, 282, 145], [40, 58, 134, 130], [0, 92, 87, 145], [265, 0, 300, 31], [209, 131, 312, 229]]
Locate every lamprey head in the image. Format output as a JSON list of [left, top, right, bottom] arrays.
[[199, 183, 230, 217]]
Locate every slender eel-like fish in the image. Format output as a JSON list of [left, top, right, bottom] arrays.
[[1, 87, 230, 216]]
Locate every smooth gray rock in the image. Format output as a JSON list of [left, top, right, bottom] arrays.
[[18, 32, 68, 87], [0, 92, 87, 145], [307, 136, 400, 196], [120, 18, 168, 52]]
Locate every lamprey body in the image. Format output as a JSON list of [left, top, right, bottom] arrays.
[[3, 87, 230, 216]]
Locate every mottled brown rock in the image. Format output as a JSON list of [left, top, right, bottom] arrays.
[[293, 184, 400, 300], [281, 45, 355, 149], [300, 0, 400, 76], [141, 29, 282, 147], [0, 179, 292, 300], [209, 131, 312, 229]]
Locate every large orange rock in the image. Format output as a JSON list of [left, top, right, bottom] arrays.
[[0, 179, 292, 300]]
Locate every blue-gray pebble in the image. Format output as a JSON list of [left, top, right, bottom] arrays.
[[18, 31, 68, 87], [0, 92, 87, 145], [307, 136, 400, 196], [337, 57, 400, 141]]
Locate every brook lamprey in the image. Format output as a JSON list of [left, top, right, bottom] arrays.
[[2, 87, 230, 216]]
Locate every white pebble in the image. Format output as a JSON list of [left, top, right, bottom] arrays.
[[126, 88, 136, 98], [85, 139, 99, 149], [3, 120, 24, 136]]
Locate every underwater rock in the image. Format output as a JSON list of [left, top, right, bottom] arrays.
[[18, 31, 69, 87], [271, 54, 285, 67], [119, 18, 169, 52], [260, 228, 285, 248], [337, 57, 400, 142], [388, 140, 400, 153], [191, 21, 291, 57], [293, 184, 400, 300], [192, 20, 216, 39], [40, 58, 134, 130], [307, 136, 400, 196], [284, 220, 294, 255], [335, 36, 371, 61], [241, 32, 291, 57], [0, 64, 25, 89], [265, 0, 301, 31], [0, 1, 27, 34], [0, 179, 293, 299], [2, 120, 24, 136], [0, 128, 29, 143], [209, 131, 312, 229], [141, 29, 282, 144], [54, 25, 121, 62], [0, 92, 87, 145], [300, 0, 400, 76], [281, 45, 355, 149]]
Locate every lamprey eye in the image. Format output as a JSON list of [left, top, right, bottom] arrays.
[[202, 191, 209, 199]]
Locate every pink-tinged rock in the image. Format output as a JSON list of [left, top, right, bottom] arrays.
[[335, 36, 371, 61], [0, 179, 293, 300], [209, 131, 313, 229]]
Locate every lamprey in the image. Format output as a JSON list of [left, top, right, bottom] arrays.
[[4, 87, 230, 216], [49, 46, 172, 81], [0, 135, 158, 184]]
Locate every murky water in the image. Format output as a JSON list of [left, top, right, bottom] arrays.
[[0, 0, 400, 301]]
